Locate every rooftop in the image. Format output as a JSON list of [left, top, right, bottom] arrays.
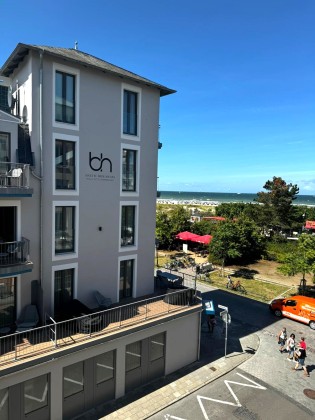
[[0, 43, 176, 97]]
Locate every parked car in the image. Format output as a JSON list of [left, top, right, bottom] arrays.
[[269, 295, 315, 330]]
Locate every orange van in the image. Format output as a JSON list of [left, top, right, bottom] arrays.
[[269, 295, 315, 330]]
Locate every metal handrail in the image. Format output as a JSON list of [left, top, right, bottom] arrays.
[[0, 239, 30, 267], [0, 288, 197, 368], [0, 162, 30, 189]]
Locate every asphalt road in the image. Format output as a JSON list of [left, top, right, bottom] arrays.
[[149, 283, 315, 418], [148, 369, 313, 420]]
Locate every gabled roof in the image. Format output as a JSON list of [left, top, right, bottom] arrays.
[[1, 43, 176, 97]]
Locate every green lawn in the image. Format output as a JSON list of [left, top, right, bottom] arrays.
[[155, 255, 297, 303], [197, 271, 296, 303]]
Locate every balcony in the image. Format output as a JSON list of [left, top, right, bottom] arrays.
[[0, 238, 33, 277], [0, 288, 200, 372], [0, 163, 33, 197]]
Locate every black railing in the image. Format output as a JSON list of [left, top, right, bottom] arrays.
[[0, 162, 30, 189], [0, 238, 30, 266], [0, 289, 197, 367]]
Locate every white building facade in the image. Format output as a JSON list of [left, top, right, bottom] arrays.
[[0, 44, 201, 420]]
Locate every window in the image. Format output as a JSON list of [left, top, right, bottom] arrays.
[[121, 206, 135, 246], [0, 277, 16, 328], [54, 268, 74, 316], [55, 206, 75, 253], [63, 362, 84, 398], [55, 140, 75, 189], [119, 259, 134, 299], [285, 300, 297, 307], [126, 341, 141, 372], [122, 149, 137, 192], [123, 90, 138, 135], [55, 71, 75, 124], [150, 333, 165, 362], [95, 351, 115, 384], [0, 132, 10, 171], [24, 375, 49, 415]]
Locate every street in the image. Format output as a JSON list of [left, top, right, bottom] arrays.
[[149, 283, 315, 418], [148, 369, 313, 419]]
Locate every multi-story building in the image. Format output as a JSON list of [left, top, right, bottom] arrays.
[[0, 43, 201, 420]]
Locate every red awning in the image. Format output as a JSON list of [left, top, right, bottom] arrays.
[[175, 231, 200, 241], [305, 220, 315, 229], [196, 234, 213, 245]]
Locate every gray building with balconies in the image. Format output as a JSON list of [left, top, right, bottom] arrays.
[[0, 43, 201, 420]]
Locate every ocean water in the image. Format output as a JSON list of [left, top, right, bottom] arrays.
[[158, 191, 315, 206]]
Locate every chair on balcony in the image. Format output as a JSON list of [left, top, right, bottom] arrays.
[[16, 304, 39, 332], [94, 291, 112, 309], [7, 168, 23, 187]]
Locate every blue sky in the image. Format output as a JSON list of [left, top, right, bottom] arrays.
[[1, 0, 314, 194]]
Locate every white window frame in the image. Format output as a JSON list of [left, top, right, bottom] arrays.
[[117, 254, 137, 301], [53, 63, 80, 131], [51, 262, 78, 312], [52, 133, 79, 195], [119, 201, 139, 252], [120, 143, 140, 197], [52, 201, 79, 261], [121, 83, 141, 141]]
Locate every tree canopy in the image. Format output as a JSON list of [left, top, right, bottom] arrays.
[[278, 234, 315, 283], [155, 205, 191, 249], [208, 218, 265, 274], [256, 176, 299, 233]]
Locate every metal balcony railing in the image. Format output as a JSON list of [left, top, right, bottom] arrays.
[[0, 288, 197, 368], [0, 238, 30, 267], [0, 162, 30, 189]]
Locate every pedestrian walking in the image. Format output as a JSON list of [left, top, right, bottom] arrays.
[[286, 333, 295, 361], [277, 327, 287, 353], [299, 336, 307, 350], [226, 275, 233, 289], [292, 339, 309, 377], [207, 314, 216, 333]]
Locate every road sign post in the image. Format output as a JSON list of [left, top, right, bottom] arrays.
[[218, 305, 231, 358]]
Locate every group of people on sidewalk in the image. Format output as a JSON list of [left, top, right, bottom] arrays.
[[277, 327, 310, 377]]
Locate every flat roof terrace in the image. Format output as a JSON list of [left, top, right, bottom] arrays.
[[0, 288, 201, 375]]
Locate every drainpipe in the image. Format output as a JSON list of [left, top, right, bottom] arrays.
[[197, 310, 201, 361], [39, 50, 44, 288]]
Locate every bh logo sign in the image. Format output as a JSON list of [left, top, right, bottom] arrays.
[[89, 152, 112, 172]]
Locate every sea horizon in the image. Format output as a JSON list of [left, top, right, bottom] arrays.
[[157, 191, 315, 206]]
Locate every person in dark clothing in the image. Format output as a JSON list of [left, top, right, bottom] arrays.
[[292, 341, 309, 377]]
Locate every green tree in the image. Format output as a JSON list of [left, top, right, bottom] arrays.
[[155, 205, 190, 249], [256, 176, 299, 233], [191, 219, 217, 236], [209, 218, 265, 275], [168, 205, 191, 236], [278, 234, 315, 283], [208, 221, 241, 275], [215, 202, 247, 219], [155, 209, 172, 249]]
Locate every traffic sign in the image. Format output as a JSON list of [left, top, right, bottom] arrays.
[[221, 312, 231, 324]]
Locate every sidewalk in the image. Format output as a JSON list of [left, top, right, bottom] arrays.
[[76, 332, 260, 420]]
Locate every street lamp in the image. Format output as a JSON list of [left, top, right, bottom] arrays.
[[218, 304, 231, 358]]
